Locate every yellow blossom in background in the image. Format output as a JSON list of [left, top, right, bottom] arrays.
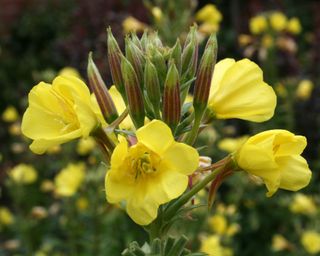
[[199, 22, 220, 35], [226, 223, 240, 237], [208, 58, 276, 122], [151, 7, 162, 22], [105, 120, 199, 225], [301, 231, 320, 254], [76, 197, 89, 211], [261, 34, 274, 48], [235, 130, 312, 197], [200, 235, 223, 256], [109, 85, 134, 130], [290, 193, 317, 215], [40, 179, 55, 193], [9, 123, 21, 136], [196, 4, 222, 25], [9, 164, 37, 184], [272, 234, 290, 251], [287, 17, 302, 35], [0, 207, 14, 226], [208, 214, 227, 235], [249, 15, 268, 35], [54, 163, 85, 197], [218, 136, 249, 153], [296, 79, 314, 100], [58, 67, 81, 79], [2, 106, 19, 122], [77, 137, 96, 155], [238, 34, 253, 47], [122, 16, 147, 33], [270, 12, 287, 32], [21, 75, 104, 154]]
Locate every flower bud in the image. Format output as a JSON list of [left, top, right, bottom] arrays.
[[125, 38, 145, 86], [162, 61, 181, 132], [130, 32, 143, 50], [182, 27, 198, 78], [144, 59, 161, 118], [149, 46, 167, 88], [87, 53, 118, 123], [121, 56, 145, 128], [193, 34, 218, 117], [107, 28, 126, 99], [170, 39, 182, 75]]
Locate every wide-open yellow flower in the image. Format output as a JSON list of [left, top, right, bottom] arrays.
[[301, 231, 320, 254], [235, 130, 311, 196], [105, 120, 199, 225], [22, 75, 103, 154], [208, 58, 276, 122], [54, 163, 85, 197]]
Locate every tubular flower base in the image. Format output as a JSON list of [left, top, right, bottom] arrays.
[[21, 75, 104, 154], [234, 130, 312, 196], [105, 120, 199, 225], [208, 58, 276, 122]]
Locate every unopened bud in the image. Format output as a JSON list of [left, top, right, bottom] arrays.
[[130, 32, 143, 50], [162, 61, 181, 132], [193, 34, 218, 116], [121, 56, 145, 128], [170, 39, 182, 75], [140, 30, 148, 51], [87, 53, 118, 123], [181, 26, 198, 79], [107, 28, 126, 99], [125, 38, 145, 86], [149, 47, 167, 88], [144, 59, 161, 117]]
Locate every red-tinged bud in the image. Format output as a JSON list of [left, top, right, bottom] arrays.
[[170, 39, 182, 75], [193, 34, 218, 117], [144, 59, 161, 118], [125, 38, 145, 87], [107, 28, 126, 99], [121, 56, 145, 128], [87, 53, 119, 123], [162, 61, 181, 132]]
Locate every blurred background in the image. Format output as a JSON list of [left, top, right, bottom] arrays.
[[1, 0, 320, 255]]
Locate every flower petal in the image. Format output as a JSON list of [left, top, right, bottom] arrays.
[[136, 120, 174, 154], [110, 137, 128, 169], [278, 155, 312, 191], [161, 142, 199, 175]]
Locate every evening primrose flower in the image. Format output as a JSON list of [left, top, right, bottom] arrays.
[[196, 4, 222, 25], [249, 15, 268, 35], [208, 58, 276, 122], [208, 214, 227, 235], [287, 17, 302, 35], [200, 235, 223, 256], [0, 207, 14, 226], [122, 16, 146, 33], [9, 164, 37, 184], [270, 12, 287, 32], [54, 163, 85, 197], [272, 234, 290, 251], [290, 193, 317, 215], [77, 137, 96, 155], [296, 80, 314, 100], [301, 231, 320, 254], [235, 130, 312, 197], [2, 106, 19, 122], [105, 120, 199, 225], [21, 75, 104, 154]]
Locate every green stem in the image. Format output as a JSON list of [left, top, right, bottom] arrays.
[[185, 114, 201, 145], [163, 165, 225, 221]]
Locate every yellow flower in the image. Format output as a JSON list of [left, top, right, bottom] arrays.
[[58, 67, 81, 79], [226, 223, 240, 237], [218, 136, 249, 153], [249, 15, 268, 35], [200, 235, 223, 256], [77, 137, 96, 155], [296, 79, 314, 100], [9, 164, 37, 184], [40, 179, 55, 193], [105, 120, 199, 225], [196, 4, 222, 26], [208, 58, 276, 122], [238, 34, 253, 47], [269, 12, 287, 32], [76, 197, 89, 211], [151, 7, 162, 22], [301, 231, 320, 254], [0, 207, 14, 226], [54, 163, 85, 197], [235, 130, 312, 197], [287, 17, 302, 35], [21, 75, 104, 154], [9, 123, 21, 136], [272, 234, 290, 251], [261, 34, 274, 48], [2, 106, 19, 122], [199, 22, 220, 34], [122, 16, 147, 33], [109, 85, 134, 130], [290, 193, 317, 215], [208, 214, 227, 235]]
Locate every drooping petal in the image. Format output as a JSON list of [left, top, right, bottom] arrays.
[[136, 120, 174, 154], [161, 142, 199, 175], [277, 155, 312, 191]]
